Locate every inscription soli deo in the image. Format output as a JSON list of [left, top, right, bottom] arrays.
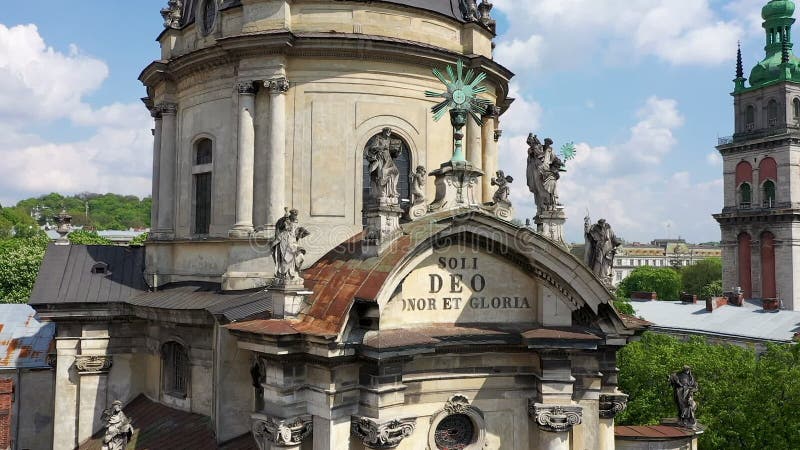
[[402, 257, 531, 312], [383, 247, 538, 328]]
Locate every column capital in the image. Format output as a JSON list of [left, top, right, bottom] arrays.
[[150, 107, 162, 119], [74, 355, 113, 375], [237, 81, 258, 95], [251, 414, 312, 449], [265, 77, 290, 94], [599, 393, 629, 419], [156, 102, 178, 115], [494, 129, 503, 142], [351, 416, 416, 449], [528, 402, 583, 433], [483, 104, 501, 119]]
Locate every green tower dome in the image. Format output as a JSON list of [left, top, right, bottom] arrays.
[[744, 0, 800, 89], [763, 0, 795, 20]]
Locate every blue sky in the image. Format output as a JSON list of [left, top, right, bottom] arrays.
[[0, 0, 775, 242]]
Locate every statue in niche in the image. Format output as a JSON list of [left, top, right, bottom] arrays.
[[101, 400, 133, 450], [526, 134, 564, 213], [271, 209, 310, 284], [366, 128, 403, 202], [490, 170, 514, 205], [410, 165, 427, 205], [584, 216, 621, 285], [669, 366, 699, 429]]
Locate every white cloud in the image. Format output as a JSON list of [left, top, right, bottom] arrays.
[[499, 96, 721, 243], [493, 0, 745, 71], [0, 24, 151, 206], [706, 151, 722, 166]]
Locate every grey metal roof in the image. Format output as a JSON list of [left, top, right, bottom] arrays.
[[632, 299, 800, 343], [30, 244, 148, 305], [0, 304, 55, 369], [127, 283, 272, 321]]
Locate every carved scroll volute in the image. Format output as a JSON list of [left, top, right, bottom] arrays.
[[528, 401, 583, 433], [74, 355, 113, 374], [351, 416, 416, 449], [599, 393, 629, 419], [252, 414, 312, 449]]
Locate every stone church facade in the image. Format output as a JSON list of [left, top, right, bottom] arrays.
[[31, 1, 645, 449], [716, 0, 800, 310]]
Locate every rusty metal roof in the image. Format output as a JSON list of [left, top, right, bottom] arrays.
[[615, 425, 696, 440], [78, 394, 256, 450], [0, 304, 55, 369]]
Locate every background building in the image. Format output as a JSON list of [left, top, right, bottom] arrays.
[[715, 0, 800, 309], [612, 240, 721, 286]]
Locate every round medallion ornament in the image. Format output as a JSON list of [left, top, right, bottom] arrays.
[[202, 0, 216, 34], [434, 414, 474, 450], [452, 89, 467, 106]]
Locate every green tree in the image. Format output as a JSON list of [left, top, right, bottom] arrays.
[[129, 232, 149, 246], [0, 236, 48, 303], [15, 192, 151, 230], [681, 258, 722, 296], [618, 332, 800, 449], [618, 266, 682, 301], [67, 230, 114, 245], [700, 280, 724, 300]]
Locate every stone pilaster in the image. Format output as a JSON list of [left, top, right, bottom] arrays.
[[150, 108, 163, 233], [251, 413, 312, 450], [529, 402, 583, 450], [350, 416, 416, 449], [466, 113, 483, 202], [265, 78, 289, 227], [53, 338, 79, 450], [75, 355, 113, 444], [231, 82, 258, 237], [481, 107, 499, 203], [154, 102, 177, 239]]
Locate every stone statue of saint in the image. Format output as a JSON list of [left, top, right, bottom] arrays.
[[101, 400, 133, 450], [410, 165, 427, 205], [460, 0, 479, 21], [584, 216, 621, 285], [526, 134, 563, 214], [669, 366, 699, 429], [366, 128, 402, 201], [271, 209, 310, 284], [490, 170, 513, 205]]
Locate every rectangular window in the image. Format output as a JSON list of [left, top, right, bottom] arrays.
[[194, 172, 212, 234]]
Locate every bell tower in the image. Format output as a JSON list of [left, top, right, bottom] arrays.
[[715, 0, 800, 309]]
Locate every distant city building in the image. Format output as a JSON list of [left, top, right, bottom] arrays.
[[612, 240, 721, 286], [714, 0, 800, 309]]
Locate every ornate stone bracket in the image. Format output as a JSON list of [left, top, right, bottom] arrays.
[[265, 78, 290, 94], [351, 416, 416, 449], [252, 414, 312, 449], [237, 81, 258, 95], [156, 102, 178, 116], [528, 402, 583, 433], [74, 355, 113, 374], [599, 393, 629, 419]]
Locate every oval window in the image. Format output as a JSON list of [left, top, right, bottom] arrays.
[[434, 414, 475, 450]]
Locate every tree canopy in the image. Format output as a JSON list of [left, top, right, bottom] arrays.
[[0, 235, 48, 303], [617, 266, 682, 301], [618, 332, 800, 450], [681, 258, 722, 297], [15, 192, 151, 230]]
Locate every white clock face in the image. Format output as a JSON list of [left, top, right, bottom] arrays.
[[452, 89, 467, 105]]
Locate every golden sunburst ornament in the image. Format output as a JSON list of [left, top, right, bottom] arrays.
[[426, 60, 492, 124], [425, 60, 493, 162]]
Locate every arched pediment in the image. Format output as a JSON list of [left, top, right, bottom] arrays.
[[373, 211, 614, 330]]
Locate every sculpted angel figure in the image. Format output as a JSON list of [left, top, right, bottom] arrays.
[[366, 128, 402, 201], [491, 170, 514, 205], [410, 165, 427, 205], [101, 400, 133, 450], [271, 209, 310, 283]]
